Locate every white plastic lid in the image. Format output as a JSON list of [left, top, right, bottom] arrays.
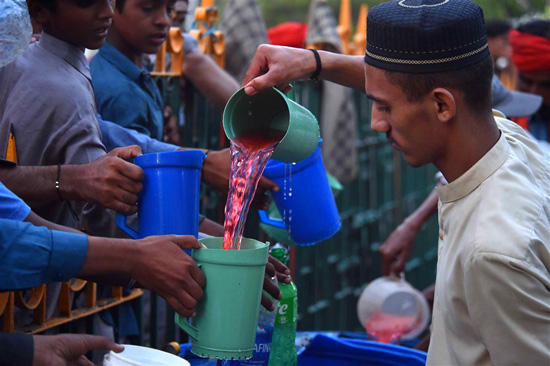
[[104, 345, 190, 366]]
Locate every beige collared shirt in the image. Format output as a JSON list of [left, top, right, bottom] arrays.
[[427, 117, 550, 365]]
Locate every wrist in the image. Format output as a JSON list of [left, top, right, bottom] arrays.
[[57, 165, 80, 201], [402, 215, 423, 232], [307, 49, 322, 81]]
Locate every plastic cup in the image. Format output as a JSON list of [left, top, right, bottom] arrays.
[[103, 344, 190, 366], [223, 87, 320, 163], [175, 237, 269, 360], [259, 139, 341, 245], [117, 150, 205, 239]]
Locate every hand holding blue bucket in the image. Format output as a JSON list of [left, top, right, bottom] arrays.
[[117, 150, 205, 239], [260, 139, 341, 245]]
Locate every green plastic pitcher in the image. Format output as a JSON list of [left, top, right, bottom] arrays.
[[175, 237, 269, 360], [223, 87, 320, 163]]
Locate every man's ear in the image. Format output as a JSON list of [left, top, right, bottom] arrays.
[[27, 0, 50, 25], [431, 88, 456, 123]]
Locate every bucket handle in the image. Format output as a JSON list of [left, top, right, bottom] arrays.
[[116, 213, 141, 239], [174, 313, 199, 340], [258, 210, 286, 229]]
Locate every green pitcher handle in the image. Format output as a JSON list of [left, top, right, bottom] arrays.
[[174, 313, 199, 340]]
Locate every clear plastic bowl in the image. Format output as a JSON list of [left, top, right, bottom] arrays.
[[357, 276, 430, 342]]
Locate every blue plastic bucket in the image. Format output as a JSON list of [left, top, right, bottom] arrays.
[[117, 150, 205, 239], [297, 334, 427, 366], [260, 139, 341, 245]]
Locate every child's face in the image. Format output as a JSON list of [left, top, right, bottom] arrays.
[[112, 0, 176, 57], [41, 0, 114, 50]]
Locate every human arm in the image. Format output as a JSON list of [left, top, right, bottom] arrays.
[[80, 235, 205, 317], [0, 330, 122, 366], [0, 333, 33, 366], [464, 251, 550, 365], [0, 219, 88, 290], [99, 116, 180, 154], [379, 187, 439, 276], [0, 218, 205, 316], [163, 105, 180, 145], [182, 50, 240, 108], [242, 44, 366, 96], [32, 334, 123, 366], [0, 146, 145, 215], [25, 211, 81, 234]]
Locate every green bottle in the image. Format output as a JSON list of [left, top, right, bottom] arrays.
[[268, 244, 298, 366]]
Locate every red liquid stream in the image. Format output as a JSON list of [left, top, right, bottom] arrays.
[[222, 130, 284, 250], [364, 312, 416, 344]]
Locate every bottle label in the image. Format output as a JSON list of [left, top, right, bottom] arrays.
[[275, 296, 297, 325]]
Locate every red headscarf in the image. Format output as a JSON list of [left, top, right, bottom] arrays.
[[509, 29, 550, 73], [267, 22, 308, 49]]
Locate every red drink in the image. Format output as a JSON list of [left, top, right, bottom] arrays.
[[364, 311, 416, 344], [223, 129, 285, 250]]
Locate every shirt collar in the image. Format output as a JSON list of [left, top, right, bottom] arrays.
[[97, 42, 145, 82], [437, 130, 510, 203], [38, 32, 91, 82]]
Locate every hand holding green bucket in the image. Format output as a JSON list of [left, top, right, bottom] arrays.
[[223, 87, 320, 163], [175, 237, 269, 360]]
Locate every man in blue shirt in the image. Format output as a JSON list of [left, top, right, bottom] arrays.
[[92, 41, 165, 140]]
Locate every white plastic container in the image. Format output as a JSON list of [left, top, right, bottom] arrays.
[[103, 344, 190, 366], [357, 276, 430, 342]]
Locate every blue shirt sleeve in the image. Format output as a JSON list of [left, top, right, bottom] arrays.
[[0, 219, 88, 290], [0, 181, 30, 221], [98, 115, 179, 154]]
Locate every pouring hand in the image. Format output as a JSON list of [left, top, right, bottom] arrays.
[[131, 235, 206, 317], [242, 45, 317, 96]]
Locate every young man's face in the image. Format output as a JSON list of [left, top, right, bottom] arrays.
[[517, 69, 550, 107], [39, 0, 114, 50], [112, 0, 176, 57], [364, 64, 444, 168]]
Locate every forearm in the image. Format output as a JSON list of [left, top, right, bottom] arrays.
[[24, 211, 81, 233], [318, 51, 366, 91], [403, 188, 439, 230], [0, 165, 88, 202], [78, 236, 135, 286], [183, 52, 240, 109]]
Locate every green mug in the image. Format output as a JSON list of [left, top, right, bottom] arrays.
[[223, 87, 320, 163], [175, 237, 269, 360]]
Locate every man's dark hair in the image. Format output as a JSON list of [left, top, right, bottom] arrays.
[[384, 56, 494, 114], [29, 0, 56, 11], [30, 0, 115, 12], [485, 20, 511, 39], [517, 20, 550, 40]]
